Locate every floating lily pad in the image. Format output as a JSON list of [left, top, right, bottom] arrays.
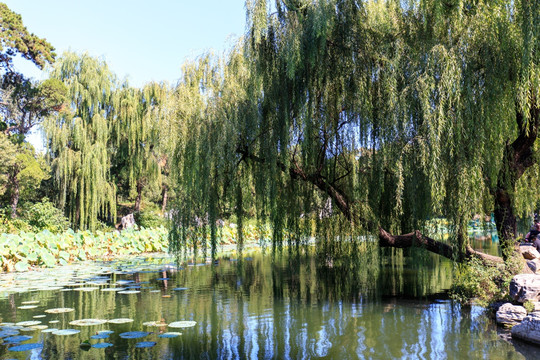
[[173, 287, 188, 291], [0, 329, 20, 337], [91, 333, 110, 339], [52, 329, 80, 336], [41, 328, 59, 333], [17, 305, 38, 309], [158, 332, 182, 338], [168, 321, 197, 328], [135, 341, 156, 348], [48, 320, 60, 324], [8, 343, 42, 352], [117, 290, 140, 294], [45, 308, 74, 314], [15, 321, 41, 327], [142, 321, 167, 327], [157, 278, 169, 281], [73, 287, 99, 292], [69, 319, 107, 326], [101, 287, 126, 292], [107, 318, 133, 324], [92, 342, 113, 348], [3, 335, 32, 343], [28, 325, 48, 330], [150, 290, 161, 293], [33, 315, 46, 319], [119, 331, 149, 339], [21, 300, 40, 305], [97, 330, 114, 335]]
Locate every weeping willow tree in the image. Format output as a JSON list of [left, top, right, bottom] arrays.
[[112, 82, 170, 212], [43, 52, 117, 230], [174, 0, 539, 263]]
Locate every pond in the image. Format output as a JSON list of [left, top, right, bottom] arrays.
[[0, 244, 537, 359]]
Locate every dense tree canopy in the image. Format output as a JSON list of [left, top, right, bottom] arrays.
[[170, 0, 540, 261]]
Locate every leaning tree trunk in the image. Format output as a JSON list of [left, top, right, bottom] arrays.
[[494, 101, 540, 260]]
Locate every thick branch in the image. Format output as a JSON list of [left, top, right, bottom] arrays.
[[378, 228, 503, 264]]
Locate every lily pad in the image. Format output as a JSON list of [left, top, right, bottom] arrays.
[[92, 342, 113, 348], [17, 305, 38, 309], [135, 341, 156, 348], [69, 319, 107, 326], [28, 325, 48, 330], [142, 321, 167, 327], [3, 335, 33, 343], [107, 318, 133, 324], [8, 343, 43, 351], [0, 329, 20, 337], [52, 329, 80, 336], [101, 287, 126, 292], [117, 290, 140, 294], [91, 333, 110, 339], [73, 287, 99, 292], [45, 308, 74, 314], [48, 320, 60, 324], [21, 300, 40, 305], [173, 287, 189, 291], [168, 321, 197, 328], [41, 328, 59, 333], [15, 321, 41, 327], [33, 315, 46, 319], [119, 331, 149, 339], [158, 332, 182, 338]]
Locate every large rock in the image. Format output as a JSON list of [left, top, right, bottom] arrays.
[[509, 274, 540, 303], [527, 259, 540, 274], [121, 214, 136, 229], [511, 312, 540, 344], [522, 245, 540, 260], [496, 303, 527, 326]]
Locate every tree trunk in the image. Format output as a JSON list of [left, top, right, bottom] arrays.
[[378, 228, 503, 264], [161, 185, 168, 214], [8, 168, 19, 219], [494, 100, 540, 259], [134, 180, 143, 212]]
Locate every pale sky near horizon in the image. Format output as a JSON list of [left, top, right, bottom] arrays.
[[4, 0, 247, 87]]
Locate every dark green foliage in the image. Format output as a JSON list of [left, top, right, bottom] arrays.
[[24, 198, 69, 233], [134, 209, 166, 229]]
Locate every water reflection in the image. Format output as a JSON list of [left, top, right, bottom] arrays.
[[0, 248, 534, 359]]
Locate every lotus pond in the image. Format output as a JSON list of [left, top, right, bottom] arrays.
[[0, 243, 537, 359]]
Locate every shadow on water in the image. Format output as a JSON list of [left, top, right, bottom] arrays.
[[0, 243, 536, 359]]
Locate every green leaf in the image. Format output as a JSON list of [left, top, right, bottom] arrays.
[[14, 261, 29, 272]]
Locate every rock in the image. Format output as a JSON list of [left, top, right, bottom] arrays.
[[527, 259, 540, 274], [496, 303, 527, 326], [522, 246, 540, 260], [121, 214, 136, 229], [509, 274, 540, 303], [511, 312, 540, 343]]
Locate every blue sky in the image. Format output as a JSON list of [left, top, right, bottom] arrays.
[[4, 0, 247, 87]]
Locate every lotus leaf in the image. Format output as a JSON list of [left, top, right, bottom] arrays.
[[69, 319, 107, 326], [33, 315, 46, 318], [168, 321, 197, 328], [118, 290, 140, 294], [4, 335, 33, 343], [15, 321, 41, 326], [41, 328, 59, 333], [119, 331, 149, 339], [158, 332, 182, 338], [91, 333, 110, 339], [29, 325, 48, 330], [45, 308, 74, 314], [92, 342, 113, 348], [0, 329, 20, 337], [135, 341, 156, 348], [107, 318, 133, 324], [18, 305, 38, 309], [14, 261, 29, 272], [8, 343, 43, 351], [142, 321, 167, 327], [52, 329, 80, 335], [21, 300, 39, 305]]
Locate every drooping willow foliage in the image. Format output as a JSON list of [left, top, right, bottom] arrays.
[[44, 52, 173, 230], [44, 52, 117, 230], [171, 0, 540, 259]]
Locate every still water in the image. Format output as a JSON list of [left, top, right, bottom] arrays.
[[0, 245, 537, 359]]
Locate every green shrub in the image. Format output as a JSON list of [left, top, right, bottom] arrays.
[[450, 256, 517, 307], [24, 198, 69, 233], [134, 210, 166, 229]]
